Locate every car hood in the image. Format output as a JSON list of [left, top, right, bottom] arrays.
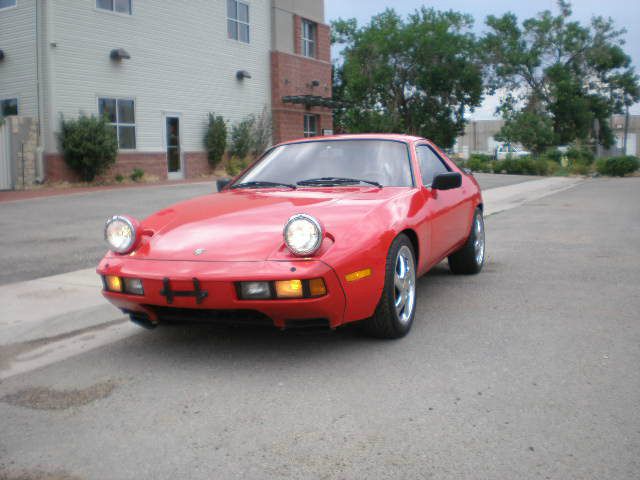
[[132, 187, 409, 262]]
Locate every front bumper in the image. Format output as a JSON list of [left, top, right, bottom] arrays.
[[97, 257, 347, 329]]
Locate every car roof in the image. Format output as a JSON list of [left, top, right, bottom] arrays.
[[276, 133, 427, 147]]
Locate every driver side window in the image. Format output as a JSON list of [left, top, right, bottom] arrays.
[[416, 145, 449, 186]]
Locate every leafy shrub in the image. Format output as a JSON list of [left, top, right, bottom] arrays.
[[227, 156, 252, 177], [205, 113, 227, 168], [250, 107, 272, 157], [595, 156, 640, 177], [542, 148, 563, 163], [496, 157, 551, 175], [115, 174, 124, 183], [567, 146, 594, 166], [130, 168, 144, 182], [230, 118, 254, 159], [469, 153, 493, 163], [59, 115, 118, 182]]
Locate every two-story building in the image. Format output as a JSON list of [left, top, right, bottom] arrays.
[[0, 0, 333, 188]]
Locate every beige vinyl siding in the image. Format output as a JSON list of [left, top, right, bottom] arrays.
[[47, 0, 272, 153], [0, 0, 38, 118]]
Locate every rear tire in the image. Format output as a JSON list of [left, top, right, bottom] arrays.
[[448, 208, 485, 275], [363, 234, 417, 339]]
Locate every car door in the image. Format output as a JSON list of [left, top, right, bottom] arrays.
[[415, 143, 470, 265]]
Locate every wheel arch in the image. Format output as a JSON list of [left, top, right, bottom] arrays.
[[399, 228, 420, 265]]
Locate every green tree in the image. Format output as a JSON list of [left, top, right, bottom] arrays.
[[205, 113, 227, 169], [59, 114, 118, 182], [495, 110, 555, 155], [332, 8, 484, 147], [483, 1, 640, 149], [230, 117, 254, 159]]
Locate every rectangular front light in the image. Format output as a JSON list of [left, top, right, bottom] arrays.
[[123, 278, 144, 295], [275, 279, 303, 298], [239, 281, 272, 299], [105, 275, 123, 292], [308, 278, 327, 297]]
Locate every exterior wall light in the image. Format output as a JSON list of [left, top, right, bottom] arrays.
[[236, 70, 252, 80], [311, 80, 320, 87], [110, 48, 131, 61]]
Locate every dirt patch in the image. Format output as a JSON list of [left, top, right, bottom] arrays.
[[1, 380, 117, 411], [0, 469, 82, 480]]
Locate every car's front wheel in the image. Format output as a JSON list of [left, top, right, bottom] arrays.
[[363, 234, 417, 339]]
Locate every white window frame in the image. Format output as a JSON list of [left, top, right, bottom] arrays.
[[227, 0, 250, 44], [0, 0, 17, 11], [303, 114, 318, 138], [302, 19, 317, 58], [0, 97, 18, 117], [96, 0, 132, 16], [98, 97, 137, 150]]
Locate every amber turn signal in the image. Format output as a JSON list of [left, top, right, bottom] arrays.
[[275, 279, 304, 298], [105, 275, 123, 292], [345, 268, 372, 282], [308, 278, 327, 297]]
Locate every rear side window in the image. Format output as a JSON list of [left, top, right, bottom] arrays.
[[416, 145, 450, 186]]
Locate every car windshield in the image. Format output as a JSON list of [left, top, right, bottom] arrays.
[[235, 139, 413, 187]]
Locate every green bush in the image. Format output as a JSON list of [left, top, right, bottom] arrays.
[[115, 174, 124, 183], [227, 155, 252, 177], [205, 113, 227, 169], [567, 146, 594, 166], [497, 157, 551, 176], [130, 168, 144, 182], [542, 148, 563, 163], [59, 115, 118, 182], [595, 156, 640, 177], [230, 118, 254, 159], [469, 153, 493, 163]]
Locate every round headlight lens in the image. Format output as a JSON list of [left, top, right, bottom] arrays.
[[104, 216, 137, 254], [284, 214, 323, 256]]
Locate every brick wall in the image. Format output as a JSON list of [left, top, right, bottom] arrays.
[[45, 151, 214, 183], [270, 49, 333, 143]]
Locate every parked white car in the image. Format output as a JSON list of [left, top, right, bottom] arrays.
[[494, 143, 531, 160]]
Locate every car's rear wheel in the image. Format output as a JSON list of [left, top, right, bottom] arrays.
[[448, 208, 485, 274], [363, 234, 416, 339]]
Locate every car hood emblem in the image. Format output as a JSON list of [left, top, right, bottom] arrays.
[[194, 248, 206, 256]]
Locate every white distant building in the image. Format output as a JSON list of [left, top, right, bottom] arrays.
[[0, 0, 333, 188]]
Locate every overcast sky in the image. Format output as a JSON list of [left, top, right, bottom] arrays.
[[325, 0, 640, 118]]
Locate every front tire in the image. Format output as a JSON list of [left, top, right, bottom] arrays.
[[363, 234, 417, 339], [448, 208, 485, 274]]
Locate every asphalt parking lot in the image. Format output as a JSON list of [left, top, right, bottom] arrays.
[[0, 176, 638, 479], [0, 173, 530, 285]]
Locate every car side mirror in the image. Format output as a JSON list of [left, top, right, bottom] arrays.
[[216, 178, 232, 192], [432, 172, 462, 190]]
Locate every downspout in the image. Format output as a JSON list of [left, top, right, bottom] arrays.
[[41, 0, 57, 183], [35, 0, 44, 183]]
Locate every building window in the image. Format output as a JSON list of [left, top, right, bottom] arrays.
[[0, 0, 17, 10], [304, 114, 318, 138], [302, 19, 317, 58], [1, 98, 18, 116], [96, 0, 132, 15], [99, 98, 136, 149], [227, 0, 249, 43]]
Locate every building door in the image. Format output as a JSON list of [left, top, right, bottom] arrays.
[[626, 133, 637, 156], [165, 115, 183, 179], [0, 123, 11, 190]]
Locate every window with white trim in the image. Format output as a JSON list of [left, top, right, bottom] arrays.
[[302, 19, 317, 58], [99, 98, 136, 149], [0, 0, 17, 10], [96, 0, 132, 15], [227, 0, 249, 43], [1, 98, 18, 116], [303, 114, 318, 138]]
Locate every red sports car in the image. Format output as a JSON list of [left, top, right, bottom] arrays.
[[97, 134, 484, 338]]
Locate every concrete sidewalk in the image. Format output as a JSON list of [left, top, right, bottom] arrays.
[[0, 176, 583, 377]]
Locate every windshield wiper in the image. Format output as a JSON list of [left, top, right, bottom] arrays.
[[231, 181, 297, 190], [297, 177, 383, 188]]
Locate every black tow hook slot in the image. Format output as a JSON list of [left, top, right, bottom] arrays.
[[160, 277, 208, 305]]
